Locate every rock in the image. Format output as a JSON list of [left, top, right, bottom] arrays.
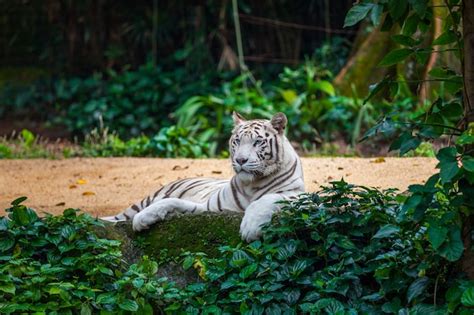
[[96, 212, 244, 286]]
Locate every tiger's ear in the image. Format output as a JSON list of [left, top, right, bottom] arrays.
[[233, 111, 246, 125], [271, 112, 287, 134]]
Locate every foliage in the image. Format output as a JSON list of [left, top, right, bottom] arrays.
[[0, 198, 182, 314], [0, 63, 229, 138], [81, 126, 211, 158], [168, 181, 472, 314], [0, 129, 69, 159], [2, 183, 473, 314]]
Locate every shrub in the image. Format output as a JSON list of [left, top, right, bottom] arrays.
[[0, 198, 181, 314], [171, 181, 472, 313]]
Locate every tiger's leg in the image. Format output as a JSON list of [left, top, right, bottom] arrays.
[[132, 198, 207, 231], [239, 194, 288, 242]]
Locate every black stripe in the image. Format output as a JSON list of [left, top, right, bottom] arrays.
[[145, 196, 151, 207], [255, 160, 298, 199], [191, 206, 197, 213], [164, 178, 191, 198], [268, 138, 274, 159], [152, 186, 165, 199], [123, 212, 131, 220], [274, 135, 279, 162], [131, 204, 140, 212], [206, 198, 211, 211], [230, 177, 244, 211], [177, 179, 209, 198], [217, 190, 223, 211]]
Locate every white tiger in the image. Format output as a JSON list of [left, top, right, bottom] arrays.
[[103, 112, 305, 241]]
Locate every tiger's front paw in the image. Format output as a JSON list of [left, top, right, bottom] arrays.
[[239, 213, 265, 242], [132, 209, 167, 232]]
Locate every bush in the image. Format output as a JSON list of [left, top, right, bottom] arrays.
[[1, 182, 473, 314], [0, 198, 181, 314], [171, 181, 472, 313], [0, 64, 232, 138]]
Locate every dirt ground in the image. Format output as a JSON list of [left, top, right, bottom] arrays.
[[0, 157, 438, 217]]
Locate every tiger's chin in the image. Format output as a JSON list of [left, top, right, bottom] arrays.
[[235, 170, 257, 183]]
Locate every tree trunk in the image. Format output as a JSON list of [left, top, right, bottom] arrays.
[[461, 0, 474, 280], [334, 25, 394, 97]]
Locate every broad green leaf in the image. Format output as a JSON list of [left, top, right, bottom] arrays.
[[408, 0, 427, 17], [427, 224, 448, 250], [230, 250, 251, 267], [456, 133, 474, 145], [311, 80, 335, 96], [429, 67, 454, 79], [391, 34, 418, 46], [364, 76, 391, 104], [80, 304, 92, 315], [373, 224, 400, 239], [344, 3, 375, 27], [439, 161, 459, 183], [389, 0, 408, 21], [433, 30, 458, 45], [379, 48, 413, 66], [119, 299, 139, 312], [370, 4, 384, 26], [403, 14, 419, 36], [0, 283, 16, 294], [239, 263, 257, 279], [407, 277, 430, 303], [0, 238, 14, 252], [462, 157, 474, 172], [9, 205, 38, 226], [461, 287, 474, 307], [438, 228, 464, 261]]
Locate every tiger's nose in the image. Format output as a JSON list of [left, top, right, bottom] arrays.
[[236, 158, 248, 165]]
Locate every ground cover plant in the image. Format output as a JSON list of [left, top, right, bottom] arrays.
[[1, 182, 473, 314]]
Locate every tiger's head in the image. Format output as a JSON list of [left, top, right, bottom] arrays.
[[229, 112, 288, 182]]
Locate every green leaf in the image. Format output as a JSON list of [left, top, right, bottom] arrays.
[[432, 30, 457, 45], [0, 238, 14, 252], [389, 0, 408, 21], [311, 80, 335, 96], [407, 277, 430, 303], [182, 255, 194, 270], [364, 76, 391, 104], [408, 0, 427, 17], [370, 4, 384, 26], [439, 161, 459, 183], [437, 147, 460, 183], [438, 227, 464, 261], [119, 299, 139, 312], [230, 250, 251, 268], [456, 133, 474, 145], [0, 283, 16, 294], [344, 3, 375, 27], [80, 304, 92, 315], [427, 223, 448, 250], [391, 34, 418, 46], [239, 263, 257, 279], [9, 205, 38, 226], [11, 196, 27, 206], [403, 14, 419, 36], [373, 224, 400, 239], [462, 157, 474, 172], [461, 288, 474, 307], [379, 48, 413, 66]]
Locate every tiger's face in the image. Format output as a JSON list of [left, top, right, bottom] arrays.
[[230, 112, 287, 182]]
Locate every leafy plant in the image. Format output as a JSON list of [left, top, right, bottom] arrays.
[[0, 198, 181, 314], [169, 181, 472, 313]]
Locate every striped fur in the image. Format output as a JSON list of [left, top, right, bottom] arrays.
[[102, 112, 305, 241]]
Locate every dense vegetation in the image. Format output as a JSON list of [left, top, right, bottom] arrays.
[[1, 182, 473, 314]]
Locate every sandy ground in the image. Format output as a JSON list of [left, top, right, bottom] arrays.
[[0, 157, 438, 217]]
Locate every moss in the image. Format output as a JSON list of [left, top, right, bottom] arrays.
[[99, 212, 243, 262], [137, 212, 243, 259]]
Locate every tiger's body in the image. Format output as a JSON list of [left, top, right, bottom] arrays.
[[102, 112, 305, 241]]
